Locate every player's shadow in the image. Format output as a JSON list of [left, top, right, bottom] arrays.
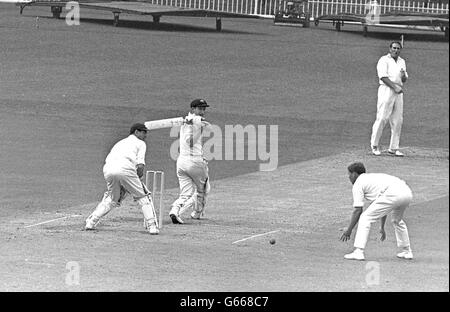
[[31, 15, 261, 35], [346, 29, 448, 43]]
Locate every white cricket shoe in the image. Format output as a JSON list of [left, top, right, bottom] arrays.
[[85, 214, 100, 230], [169, 213, 184, 224], [169, 206, 184, 224], [397, 250, 413, 260], [144, 219, 159, 235], [190, 211, 202, 219], [344, 249, 365, 261], [388, 149, 404, 157], [371, 146, 381, 156], [148, 223, 159, 235]]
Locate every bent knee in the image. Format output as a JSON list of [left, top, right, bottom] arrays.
[[391, 218, 404, 226], [136, 196, 150, 206], [359, 213, 378, 224], [180, 194, 193, 201], [376, 117, 389, 124], [392, 117, 403, 126]]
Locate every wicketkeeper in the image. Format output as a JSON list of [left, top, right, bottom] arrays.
[[85, 123, 159, 234]]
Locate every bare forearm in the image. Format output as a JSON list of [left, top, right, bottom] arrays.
[[346, 208, 363, 232], [381, 77, 398, 89], [380, 215, 387, 229]]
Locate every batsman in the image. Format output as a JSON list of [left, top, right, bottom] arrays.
[[169, 99, 211, 224]]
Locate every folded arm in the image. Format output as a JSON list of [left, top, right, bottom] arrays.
[[381, 77, 403, 93]]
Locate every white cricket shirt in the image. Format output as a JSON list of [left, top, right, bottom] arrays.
[[104, 134, 146, 171], [377, 53, 408, 86], [179, 112, 204, 159], [352, 173, 407, 207]]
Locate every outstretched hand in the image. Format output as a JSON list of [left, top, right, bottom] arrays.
[[340, 230, 351, 242]]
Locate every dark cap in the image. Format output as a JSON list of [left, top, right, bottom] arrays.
[[130, 123, 148, 134], [190, 99, 209, 108]]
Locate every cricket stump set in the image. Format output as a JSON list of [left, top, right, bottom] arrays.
[[146, 170, 165, 229]]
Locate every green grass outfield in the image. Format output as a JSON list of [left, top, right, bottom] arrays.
[[0, 4, 448, 292]]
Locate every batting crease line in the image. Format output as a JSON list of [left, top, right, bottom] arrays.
[[24, 260, 55, 267], [232, 230, 280, 244], [24, 215, 82, 228]]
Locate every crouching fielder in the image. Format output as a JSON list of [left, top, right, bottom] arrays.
[[85, 123, 159, 235], [340, 162, 413, 260], [169, 99, 211, 224]]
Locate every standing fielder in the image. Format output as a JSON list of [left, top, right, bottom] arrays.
[[340, 162, 413, 260], [169, 99, 211, 224], [85, 123, 159, 235], [371, 41, 408, 157]]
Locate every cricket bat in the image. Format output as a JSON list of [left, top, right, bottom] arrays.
[[145, 117, 185, 130]]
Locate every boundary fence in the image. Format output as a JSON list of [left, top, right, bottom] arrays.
[[142, 0, 449, 18]]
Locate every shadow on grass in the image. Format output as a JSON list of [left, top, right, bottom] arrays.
[[314, 25, 448, 43], [348, 30, 448, 43], [28, 15, 261, 35]]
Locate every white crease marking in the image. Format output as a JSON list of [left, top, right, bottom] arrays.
[[232, 230, 280, 244]]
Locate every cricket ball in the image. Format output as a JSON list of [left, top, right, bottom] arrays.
[[269, 239, 276, 245]]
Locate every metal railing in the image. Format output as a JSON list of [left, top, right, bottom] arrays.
[[141, 0, 449, 17], [143, 0, 261, 14], [309, 0, 449, 17]]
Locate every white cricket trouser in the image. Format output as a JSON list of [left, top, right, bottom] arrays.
[[370, 85, 404, 150], [354, 182, 413, 250], [90, 165, 153, 221], [103, 165, 147, 203], [171, 156, 209, 216]]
